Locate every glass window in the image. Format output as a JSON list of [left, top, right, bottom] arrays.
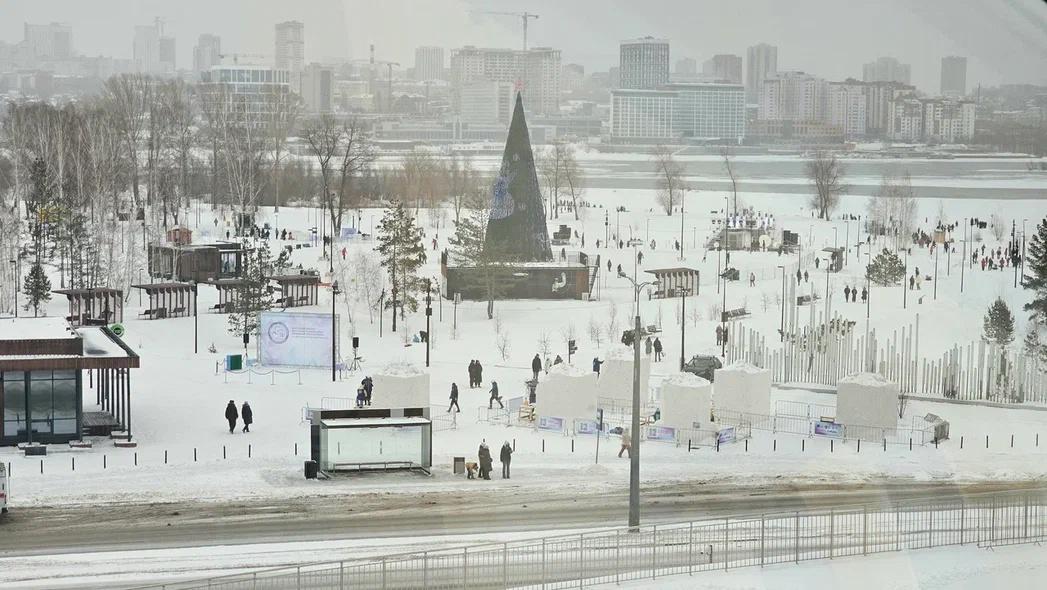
[[29, 375, 54, 437], [52, 377, 77, 435], [3, 373, 26, 438]]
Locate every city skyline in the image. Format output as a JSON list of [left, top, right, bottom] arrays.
[[1, 0, 1045, 93]]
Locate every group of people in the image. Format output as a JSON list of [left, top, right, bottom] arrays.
[[975, 245, 1020, 271], [643, 337, 664, 361], [223, 400, 253, 434], [355, 376, 374, 407], [842, 285, 869, 302], [472, 441, 513, 480], [715, 324, 730, 346], [448, 378, 502, 413], [467, 360, 485, 388]]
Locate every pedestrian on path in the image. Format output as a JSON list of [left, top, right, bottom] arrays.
[[478, 443, 493, 480], [489, 381, 504, 409], [532, 354, 542, 380], [225, 400, 238, 434], [448, 383, 461, 413], [618, 429, 632, 458], [716, 324, 724, 346], [500, 441, 513, 479], [653, 337, 663, 361], [240, 402, 253, 433]]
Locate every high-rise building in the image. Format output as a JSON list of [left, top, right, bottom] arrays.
[[275, 21, 305, 73], [759, 71, 827, 122], [458, 80, 516, 123], [414, 46, 445, 82], [828, 81, 866, 139], [159, 36, 176, 72], [199, 65, 292, 126], [702, 54, 743, 84], [886, 94, 924, 141], [193, 34, 222, 74], [746, 43, 777, 104], [864, 81, 914, 137], [940, 56, 967, 97], [674, 57, 697, 76], [921, 98, 975, 142], [610, 83, 745, 140], [23, 23, 72, 59], [562, 63, 585, 92], [862, 57, 911, 85], [301, 63, 333, 113], [619, 37, 669, 89], [450, 46, 561, 116], [133, 24, 160, 73]]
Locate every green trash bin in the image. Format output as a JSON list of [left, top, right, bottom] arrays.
[[225, 354, 243, 371]]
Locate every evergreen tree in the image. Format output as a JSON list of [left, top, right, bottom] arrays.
[[449, 188, 517, 319], [374, 202, 426, 318], [1023, 217, 1047, 323], [1024, 320, 1047, 364], [23, 260, 52, 317], [227, 239, 275, 345], [865, 248, 905, 286], [983, 297, 1015, 346]]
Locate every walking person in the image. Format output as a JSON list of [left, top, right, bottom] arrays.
[[861, 287, 868, 302], [531, 354, 542, 380], [796, 268, 802, 284], [224, 400, 238, 434], [500, 441, 513, 479], [749, 272, 756, 287], [448, 383, 461, 413], [476, 361, 484, 387], [592, 357, 604, 376], [644, 337, 653, 356], [489, 381, 504, 409], [478, 443, 493, 480], [240, 402, 253, 433], [716, 324, 724, 346], [618, 429, 632, 458], [363, 376, 373, 405], [468, 360, 477, 388], [851, 287, 857, 302], [653, 337, 663, 361], [803, 270, 809, 283], [844, 285, 851, 301], [909, 275, 915, 290]]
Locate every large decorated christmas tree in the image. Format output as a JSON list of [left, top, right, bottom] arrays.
[[484, 92, 552, 262]]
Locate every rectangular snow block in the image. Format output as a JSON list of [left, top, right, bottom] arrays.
[[598, 348, 650, 402], [713, 361, 772, 416], [660, 373, 713, 432], [536, 364, 598, 422], [371, 363, 431, 409], [836, 373, 899, 430]]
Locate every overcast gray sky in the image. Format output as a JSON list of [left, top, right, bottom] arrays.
[[3, 0, 1046, 92]]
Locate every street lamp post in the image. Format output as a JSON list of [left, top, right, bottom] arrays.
[[617, 269, 659, 531], [678, 286, 690, 371], [933, 244, 939, 300], [191, 281, 198, 354], [331, 281, 340, 382], [425, 279, 432, 368], [778, 265, 786, 341], [961, 218, 966, 294], [10, 257, 17, 317]]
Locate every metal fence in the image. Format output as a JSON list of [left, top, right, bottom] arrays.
[[714, 408, 936, 445], [127, 488, 1047, 590]]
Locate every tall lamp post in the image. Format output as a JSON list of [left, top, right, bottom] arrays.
[[617, 268, 659, 531], [331, 280, 340, 382], [425, 279, 433, 368], [678, 286, 691, 371], [10, 257, 18, 317], [190, 281, 198, 354], [777, 265, 786, 341]]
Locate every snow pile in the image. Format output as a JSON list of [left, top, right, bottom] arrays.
[[547, 362, 593, 377], [660, 373, 713, 432], [714, 363, 772, 415], [837, 373, 899, 430], [605, 345, 641, 360], [379, 360, 426, 377], [372, 362, 430, 409]]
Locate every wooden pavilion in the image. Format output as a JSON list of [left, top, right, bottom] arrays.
[[207, 278, 248, 313], [644, 267, 701, 299], [130, 282, 197, 320], [53, 288, 124, 326], [270, 273, 321, 307]]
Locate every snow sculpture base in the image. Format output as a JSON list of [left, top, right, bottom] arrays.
[[599, 346, 651, 403], [536, 363, 598, 423], [836, 372, 899, 430], [660, 373, 713, 432], [713, 361, 771, 416], [371, 361, 431, 409]]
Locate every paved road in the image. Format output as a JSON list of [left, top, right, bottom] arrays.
[[2, 479, 1043, 557]]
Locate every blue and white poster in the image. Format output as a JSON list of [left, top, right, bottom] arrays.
[[259, 312, 337, 367]]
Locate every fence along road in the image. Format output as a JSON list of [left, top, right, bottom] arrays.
[[127, 487, 1047, 590]]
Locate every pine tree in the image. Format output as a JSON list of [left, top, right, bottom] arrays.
[[227, 240, 275, 345], [449, 188, 517, 319], [1024, 320, 1047, 364], [1023, 217, 1047, 323], [865, 248, 905, 286], [374, 202, 426, 319], [23, 260, 52, 317], [983, 297, 1015, 346]]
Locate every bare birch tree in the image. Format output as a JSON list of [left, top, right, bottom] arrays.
[[805, 151, 846, 220], [653, 145, 684, 216], [104, 74, 152, 208]]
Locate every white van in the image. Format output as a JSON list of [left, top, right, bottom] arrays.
[[0, 462, 7, 513]]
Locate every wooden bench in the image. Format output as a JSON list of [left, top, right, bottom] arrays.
[[210, 302, 226, 313], [796, 294, 819, 306], [720, 308, 749, 322], [297, 295, 309, 305], [139, 308, 159, 319], [171, 306, 187, 317]]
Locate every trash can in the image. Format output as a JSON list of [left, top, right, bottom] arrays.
[[304, 460, 318, 479], [453, 456, 465, 475]]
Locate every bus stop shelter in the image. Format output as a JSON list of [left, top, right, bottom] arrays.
[[53, 288, 123, 326], [131, 282, 197, 320]]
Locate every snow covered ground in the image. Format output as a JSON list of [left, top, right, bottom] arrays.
[[1, 175, 1045, 510], [620, 543, 1047, 590]]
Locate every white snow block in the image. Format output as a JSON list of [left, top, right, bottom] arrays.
[[836, 372, 898, 430], [599, 346, 650, 403], [371, 361, 431, 408], [713, 361, 772, 416], [536, 363, 598, 421], [660, 372, 713, 432]]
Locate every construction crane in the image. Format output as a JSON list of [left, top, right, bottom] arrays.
[[474, 11, 539, 51], [354, 44, 400, 112]]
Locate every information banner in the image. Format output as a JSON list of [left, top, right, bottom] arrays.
[[537, 416, 565, 433], [717, 427, 737, 444], [574, 419, 601, 436], [645, 426, 676, 442], [259, 312, 336, 367], [813, 420, 844, 438]]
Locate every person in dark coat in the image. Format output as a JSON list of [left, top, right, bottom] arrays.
[[844, 285, 851, 301], [448, 383, 461, 413], [645, 337, 653, 356], [653, 337, 663, 361], [532, 354, 542, 380], [489, 381, 504, 409], [803, 270, 809, 283], [861, 287, 868, 302], [592, 357, 603, 375], [224, 400, 238, 433], [467, 360, 476, 388], [362, 376, 374, 405], [240, 402, 253, 433], [478, 443, 494, 480], [716, 324, 724, 346], [500, 441, 513, 479], [475, 361, 484, 387]]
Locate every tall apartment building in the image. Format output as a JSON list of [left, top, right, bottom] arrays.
[[675, 57, 697, 76], [414, 46, 445, 82], [759, 71, 827, 122], [921, 98, 975, 142], [745, 43, 777, 104], [199, 65, 292, 126], [619, 37, 669, 89], [23, 23, 72, 59], [886, 95, 925, 141], [827, 81, 867, 139], [450, 46, 561, 116], [193, 34, 222, 74], [940, 56, 967, 97], [862, 57, 911, 85], [610, 82, 745, 141], [133, 24, 160, 73], [275, 21, 305, 91], [159, 36, 176, 72], [458, 80, 516, 123], [864, 81, 914, 137], [301, 63, 333, 113], [702, 54, 743, 84]]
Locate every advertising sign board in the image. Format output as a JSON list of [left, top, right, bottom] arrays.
[[813, 420, 844, 438], [645, 426, 676, 442], [537, 416, 565, 433], [259, 312, 336, 367]]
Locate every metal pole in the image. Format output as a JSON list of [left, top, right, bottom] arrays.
[[193, 283, 198, 354], [629, 312, 642, 530], [331, 282, 338, 382], [679, 289, 685, 371], [425, 279, 432, 368]]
